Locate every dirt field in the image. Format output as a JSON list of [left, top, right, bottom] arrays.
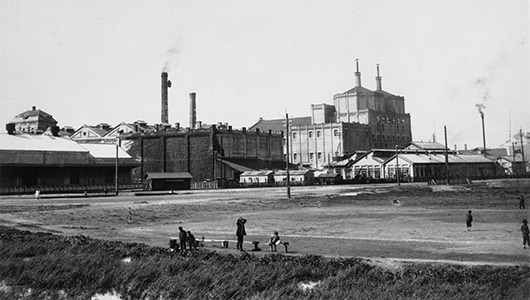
[[1, 179, 529, 266]]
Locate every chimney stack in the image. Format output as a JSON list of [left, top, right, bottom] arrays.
[[354, 59, 361, 87], [375, 63, 382, 91], [161, 72, 170, 124], [32, 106, 36, 111], [6, 123, 15, 135], [189, 92, 197, 129]]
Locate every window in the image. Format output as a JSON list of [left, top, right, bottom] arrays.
[[334, 130, 339, 136], [293, 153, 298, 160], [292, 132, 297, 139], [316, 130, 321, 137], [318, 152, 322, 160], [310, 153, 314, 160], [308, 131, 313, 138]]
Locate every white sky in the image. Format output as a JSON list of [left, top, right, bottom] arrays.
[[1, 0, 528, 149]]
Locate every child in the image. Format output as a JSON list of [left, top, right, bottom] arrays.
[[521, 219, 529, 249], [269, 231, 281, 252], [466, 210, 473, 231], [187, 231, 197, 251]]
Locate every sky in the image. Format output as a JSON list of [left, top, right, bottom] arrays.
[[1, 0, 528, 150]]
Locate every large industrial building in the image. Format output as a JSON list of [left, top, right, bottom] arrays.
[[250, 60, 412, 169]]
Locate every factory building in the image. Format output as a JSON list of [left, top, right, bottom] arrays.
[[250, 60, 412, 169], [123, 125, 285, 184]]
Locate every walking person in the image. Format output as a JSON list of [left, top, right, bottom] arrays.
[[466, 210, 473, 231], [519, 195, 526, 210], [127, 207, 133, 224], [236, 217, 247, 251], [178, 226, 187, 253], [522, 219, 529, 249]]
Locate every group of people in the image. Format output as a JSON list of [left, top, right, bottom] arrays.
[[176, 226, 198, 253], [236, 216, 283, 252]]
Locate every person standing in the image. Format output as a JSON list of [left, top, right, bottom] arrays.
[[187, 231, 197, 251], [519, 195, 526, 210], [178, 227, 187, 253], [521, 219, 529, 249], [236, 217, 247, 251], [127, 207, 133, 224], [466, 210, 473, 231]]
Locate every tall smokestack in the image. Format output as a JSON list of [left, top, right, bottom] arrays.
[[161, 72, 171, 124], [375, 63, 382, 91], [476, 104, 486, 156], [354, 59, 361, 87], [189, 92, 196, 129]]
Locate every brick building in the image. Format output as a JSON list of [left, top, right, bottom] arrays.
[[123, 126, 285, 183]]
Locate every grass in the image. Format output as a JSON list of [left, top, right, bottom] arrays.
[[0, 226, 528, 300]]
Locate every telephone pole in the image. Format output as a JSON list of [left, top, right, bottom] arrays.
[[285, 112, 291, 199]]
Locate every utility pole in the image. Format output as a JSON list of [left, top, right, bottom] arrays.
[[395, 145, 400, 186], [285, 112, 291, 198], [444, 125, 449, 185], [519, 128, 526, 165], [115, 136, 120, 196]]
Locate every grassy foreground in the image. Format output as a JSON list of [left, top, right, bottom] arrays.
[[0, 226, 528, 300]]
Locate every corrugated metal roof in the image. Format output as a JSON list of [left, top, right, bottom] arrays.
[[391, 153, 493, 164], [240, 170, 274, 176], [406, 142, 447, 150], [0, 133, 88, 152], [147, 172, 193, 179], [79, 143, 132, 159], [274, 170, 313, 176]]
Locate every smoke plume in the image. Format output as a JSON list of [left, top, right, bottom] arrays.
[[162, 47, 179, 73]]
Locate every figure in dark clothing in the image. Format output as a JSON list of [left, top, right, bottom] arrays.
[[187, 231, 197, 251], [269, 231, 281, 252], [178, 226, 187, 253], [521, 219, 529, 249], [466, 210, 473, 231], [519, 195, 526, 210], [236, 217, 247, 251]]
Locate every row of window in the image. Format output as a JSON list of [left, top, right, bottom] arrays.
[[372, 134, 409, 141], [291, 130, 340, 139], [377, 123, 406, 133], [292, 152, 323, 161]]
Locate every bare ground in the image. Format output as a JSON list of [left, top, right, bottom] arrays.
[[0, 179, 529, 267]]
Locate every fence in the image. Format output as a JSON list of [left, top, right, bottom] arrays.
[[0, 183, 145, 195]]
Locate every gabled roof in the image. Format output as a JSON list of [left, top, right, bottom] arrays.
[[342, 86, 374, 95], [406, 141, 447, 151], [71, 124, 111, 139], [249, 117, 312, 132]]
